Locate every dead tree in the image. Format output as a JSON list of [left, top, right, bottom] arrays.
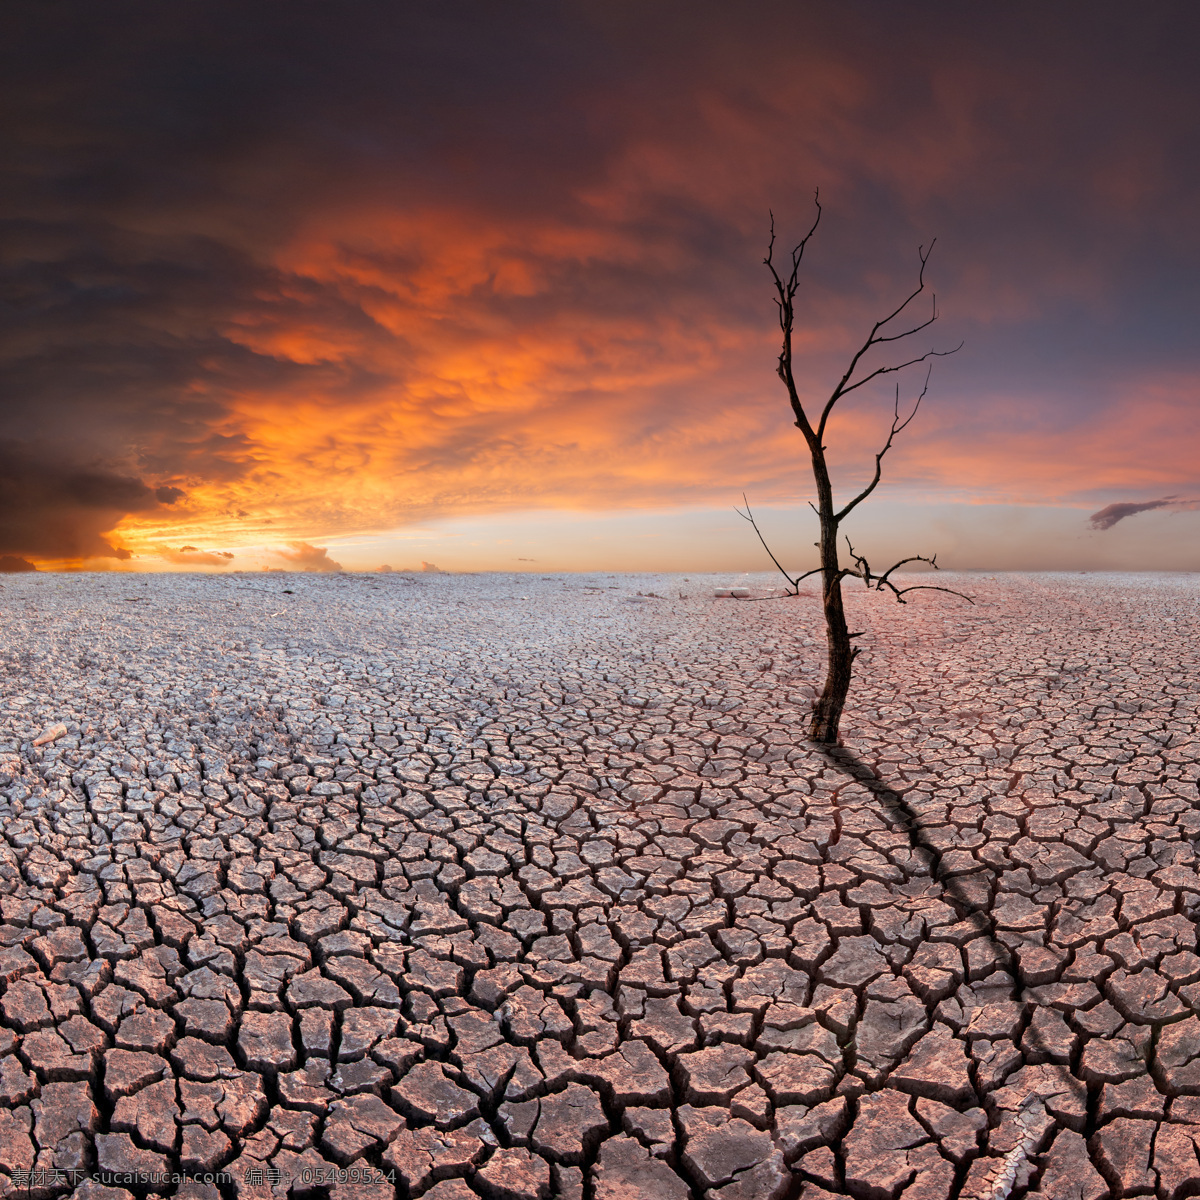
[[739, 195, 970, 744]]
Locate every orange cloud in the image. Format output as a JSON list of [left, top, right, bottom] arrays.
[[109, 190, 1200, 560], [161, 547, 234, 567], [274, 542, 342, 572]]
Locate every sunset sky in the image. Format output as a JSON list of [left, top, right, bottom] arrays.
[[3, 2, 1199, 573]]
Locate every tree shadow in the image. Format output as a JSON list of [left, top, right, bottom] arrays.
[[815, 743, 1067, 1194], [818, 744, 1001, 925]]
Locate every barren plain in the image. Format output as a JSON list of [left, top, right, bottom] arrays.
[[0, 569, 1198, 1200]]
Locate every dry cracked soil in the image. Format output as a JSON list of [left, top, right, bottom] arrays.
[[0, 568, 1198, 1200]]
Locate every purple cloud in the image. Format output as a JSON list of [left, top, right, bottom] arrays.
[[1089, 499, 1173, 531]]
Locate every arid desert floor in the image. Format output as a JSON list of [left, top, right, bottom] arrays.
[[0, 569, 1198, 1200]]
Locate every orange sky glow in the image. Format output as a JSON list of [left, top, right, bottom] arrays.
[[4, 3, 1199, 572]]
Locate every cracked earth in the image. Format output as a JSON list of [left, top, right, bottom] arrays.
[[0, 570, 1198, 1200]]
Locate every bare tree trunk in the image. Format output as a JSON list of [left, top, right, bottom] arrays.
[[810, 449, 854, 742]]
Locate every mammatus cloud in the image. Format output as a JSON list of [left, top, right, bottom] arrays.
[[275, 542, 342, 572], [1089, 499, 1174, 531]]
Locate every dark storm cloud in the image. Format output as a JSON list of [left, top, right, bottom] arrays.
[[0, 219, 385, 472], [1089, 499, 1174, 531], [0, 441, 168, 559], [2, 1, 1200, 561]]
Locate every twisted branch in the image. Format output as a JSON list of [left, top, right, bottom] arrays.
[[844, 537, 975, 604], [734, 496, 821, 596]]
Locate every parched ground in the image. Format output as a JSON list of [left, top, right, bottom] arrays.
[[0, 569, 1198, 1200]]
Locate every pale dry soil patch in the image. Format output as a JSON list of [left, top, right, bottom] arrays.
[[0, 570, 1197, 1200]]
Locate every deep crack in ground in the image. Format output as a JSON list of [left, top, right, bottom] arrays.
[[0, 569, 1197, 1200]]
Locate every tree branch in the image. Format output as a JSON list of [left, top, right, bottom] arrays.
[[844, 537, 974, 605], [814, 240, 961, 444], [731, 589, 819, 603], [765, 195, 823, 445], [735, 495, 831, 597], [835, 368, 931, 523], [825, 342, 962, 406], [735, 496, 809, 594]]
